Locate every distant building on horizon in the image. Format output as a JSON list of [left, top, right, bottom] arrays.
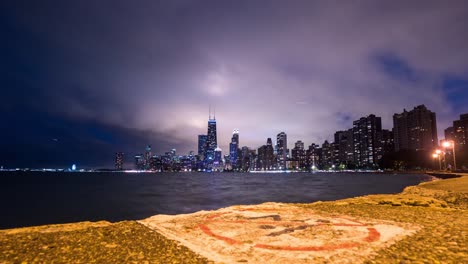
[[393, 105, 438, 152], [115, 152, 124, 170], [144, 145, 152, 170], [134, 154, 144, 170], [149, 155, 162, 171]]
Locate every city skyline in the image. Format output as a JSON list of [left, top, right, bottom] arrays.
[[123, 104, 460, 172], [1, 102, 466, 170], [110, 105, 468, 172], [1, 1, 468, 168]]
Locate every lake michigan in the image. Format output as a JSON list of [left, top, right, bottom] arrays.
[[0, 171, 431, 229]]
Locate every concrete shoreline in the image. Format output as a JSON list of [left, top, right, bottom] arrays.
[[1, 174, 466, 263]]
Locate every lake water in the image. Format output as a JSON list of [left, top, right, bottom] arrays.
[[0, 171, 431, 229]]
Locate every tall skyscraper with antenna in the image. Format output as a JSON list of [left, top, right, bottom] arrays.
[[205, 106, 218, 163]]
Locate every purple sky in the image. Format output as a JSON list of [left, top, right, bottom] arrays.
[[1, 0, 468, 167]]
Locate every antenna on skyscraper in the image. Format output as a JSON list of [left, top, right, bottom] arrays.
[[209, 105, 211, 120], [214, 106, 216, 120]]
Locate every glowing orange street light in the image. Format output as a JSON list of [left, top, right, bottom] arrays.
[[442, 140, 457, 171], [432, 152, 441, 171]]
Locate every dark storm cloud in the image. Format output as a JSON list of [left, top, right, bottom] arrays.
[[0, 108, 192, 168], [1, 0, 468, 167]]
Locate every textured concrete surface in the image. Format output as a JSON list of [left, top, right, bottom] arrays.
[[140, 203, 419, 264], [0, 221, 209, 263]]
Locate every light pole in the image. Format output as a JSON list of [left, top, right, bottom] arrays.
[[442, 140, 457, 171]]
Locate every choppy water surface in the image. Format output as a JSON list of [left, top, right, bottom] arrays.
[[0, 172, 430, 229]]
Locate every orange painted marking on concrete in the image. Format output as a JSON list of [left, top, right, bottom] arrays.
[[324, 223, 365, 227], [198, 208, 382, 251], [363, 227, 380, 242], [208, 220, 365, 227], [208, 220, 318, 225], [206, 212, 226, 220], [198, 224, 240, 245], [254, 241, 362, 251], [238, 208, 281, 212]]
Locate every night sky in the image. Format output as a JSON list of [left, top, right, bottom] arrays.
[[1, 0, 468, 168]]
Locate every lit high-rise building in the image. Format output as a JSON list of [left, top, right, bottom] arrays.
[[144, 145, 152, 170], [393, 105, 438, 152], [445, 113, 468, 149], [257, 138, 274, 170], [205, 110, 218, 162], [241, 146, 251, 171], [276, 132, 288, 169], [291, 140, 307, 170], [306, 143, 320, 170], [353, 114, 382, 168], [198, 135, 207, 158], [377, 129, 394, 162], [214, 147, 222, 163], [229, 129, 239, 170], [232, 129, 239, 145], [212, 146, 223, 171], [334, 129, 354, 166], [320, 140, 333, 169], [445, 113, 468, 168], [115, 152, 124, 170]]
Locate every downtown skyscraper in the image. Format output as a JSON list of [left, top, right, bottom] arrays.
[[229, 129, 240, 169], [205, 109, 218, 162], [276, 132, 288, 170], [198, 135, 207, 158]]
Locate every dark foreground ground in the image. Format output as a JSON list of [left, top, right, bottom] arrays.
[[0, 175, 467, 263]]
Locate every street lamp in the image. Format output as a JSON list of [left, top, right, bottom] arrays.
[[432, 152, 441, 171], [442, 140, 457, 171]]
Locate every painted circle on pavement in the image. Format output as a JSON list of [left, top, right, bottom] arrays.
[[198, 208, 380, 251]]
